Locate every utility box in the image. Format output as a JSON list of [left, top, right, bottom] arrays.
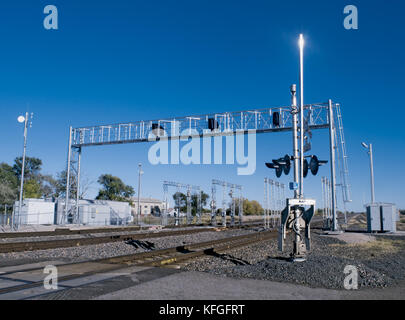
[[366, 203, 397, 233]]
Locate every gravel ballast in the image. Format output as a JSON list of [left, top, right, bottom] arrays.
[[182, 230, 405, 290], [0, 228, 255, 266]]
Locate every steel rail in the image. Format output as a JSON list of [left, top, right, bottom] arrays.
[[0, 229, 276, 296], [0, 221, 265, 253]]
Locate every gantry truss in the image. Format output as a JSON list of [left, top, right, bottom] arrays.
[[69, 103, 330, 147], [63, 101, 351, 227], [162, 181, 202, 226], [211, 179, 243, 227]]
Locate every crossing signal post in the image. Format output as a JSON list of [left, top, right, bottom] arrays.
[[265, 35, 331, 262]]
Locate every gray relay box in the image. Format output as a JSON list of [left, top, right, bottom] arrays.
[[366, 203, 397, 233]]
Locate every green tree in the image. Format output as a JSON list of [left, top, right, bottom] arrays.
[[13, 157, 42, 181], [232, 198, 263, 215], [172, 191, 209, 215], [23, 179, 42, 198], [191, 191, 209, 215], [11, 157, 44, 200], [172, 192, 186, 212], [96, 174, 135, 202], [0, 163, 18, 205]]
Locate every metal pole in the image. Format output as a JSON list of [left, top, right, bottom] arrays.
[[291, 85, 299, 199], [328, 100, 338, 231], [64, 126, 73, 225], [299, 34, 304, 198], [137, 163, 142, 225], [369, 144, 375, 204], [17, 112, 29, 230], [75, 147, 82, 224]]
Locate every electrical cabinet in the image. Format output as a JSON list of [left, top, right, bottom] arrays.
[[366, 203, 397, 233]]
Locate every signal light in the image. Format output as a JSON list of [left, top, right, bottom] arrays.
[[208, 118, 219, 131], [272, 112, 280, 127], [303, 158, 308, 177], [265, 155, 327, 178], [282, 154, 291, 175]]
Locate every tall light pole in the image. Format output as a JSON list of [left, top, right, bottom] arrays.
[[298, 34, 305, 198], [361, 142, 375, 204], [16, 112, 32, 230], [137, 163, 144, 225]]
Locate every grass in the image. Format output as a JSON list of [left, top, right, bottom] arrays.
[[329, 237, 405, 257]]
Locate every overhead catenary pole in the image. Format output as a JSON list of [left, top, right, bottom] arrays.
[[299, 34, 304, 198], [328, 99, 338, 231]]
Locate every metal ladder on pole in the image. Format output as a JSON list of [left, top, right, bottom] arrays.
[[334, 104, 352, 224]]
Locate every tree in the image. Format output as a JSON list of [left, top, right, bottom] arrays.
[[23, 179, 42, 198], [11, 157, 44, 200], [243, 199, 263, 215], [172, 191, 209, 215], [191, 191, 209, 215], [0, 163, 18, 205], [232, 198, 263, 216], [96, 174, 135, 202], [172, 192, 186, 211], [12, 157, 42, 181]]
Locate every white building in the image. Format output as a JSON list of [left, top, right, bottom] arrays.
[[131, 197, 167, 216], [75, 199, 133, 226], [14, 198, 133, 226], [13, 198, 55, 225]]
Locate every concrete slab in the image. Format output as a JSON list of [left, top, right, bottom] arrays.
[[322, 232, 376, 244], [0, 285, 67, 300], [0, 261, 66, 275], [93, 270, 343, 300], [0, 278, 28, 289]]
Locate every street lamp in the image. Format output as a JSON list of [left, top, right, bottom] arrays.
[[361, 142, 375, 204], [137, 163, 144, 225], [16, 112, 32, 230]]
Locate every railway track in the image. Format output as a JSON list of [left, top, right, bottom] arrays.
[[0, 222, 265, 253], [0, 220, 264, 239], [0, 229, 276, 297]]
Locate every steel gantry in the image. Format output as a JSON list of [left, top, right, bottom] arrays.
[[211, 179, 243, 227], [162, 181, 202, 226], [63, 100, 350, 228]]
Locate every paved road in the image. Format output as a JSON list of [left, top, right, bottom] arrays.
[[93, 270, 405, 300]]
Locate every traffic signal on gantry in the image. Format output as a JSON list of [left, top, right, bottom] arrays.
[[265, 155, 327, 178]]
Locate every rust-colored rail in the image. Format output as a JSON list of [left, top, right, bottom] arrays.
[[0, 229, 275, 296], [0, 221, 265, 253]]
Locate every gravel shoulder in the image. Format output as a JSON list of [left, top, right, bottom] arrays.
[[182, 229, 405, 290]]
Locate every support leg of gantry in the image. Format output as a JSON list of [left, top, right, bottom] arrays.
[[197, 191, 202, 224], [211, 185, 217, 226], [186, 188, 192, 225], [222, 184, 226, 227], [238, 192, 243, 226], [229, 188, 235, 227]]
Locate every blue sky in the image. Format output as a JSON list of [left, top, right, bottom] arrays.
[[0, 0, 404, 211]]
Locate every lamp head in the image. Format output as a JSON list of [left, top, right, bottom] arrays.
[[361, 142, 369, 149], [299, 34, 304, 49], [17, 115, 25, 123]]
